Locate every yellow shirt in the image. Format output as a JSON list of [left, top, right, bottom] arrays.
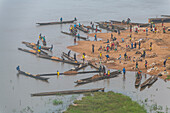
[[57, 72, 59, 76], [83, 55, 85, 59]]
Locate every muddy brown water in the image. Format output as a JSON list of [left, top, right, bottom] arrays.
[[0, 0, 170, 112]]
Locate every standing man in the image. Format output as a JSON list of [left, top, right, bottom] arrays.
[[123, 67, 126, 76], [60, 17, 63, 22], [92, 44, 95, 53], [82, 53, 85, 63], [138, 41, 141, 49], [164, 59, 167, 67], [136, 61, 138, 69], [146, 28, 148, 36], [94, 34, 97, 41], [145, 60, 148, 69], [163, 26, 166, 33], [74, 53, 76, 61]]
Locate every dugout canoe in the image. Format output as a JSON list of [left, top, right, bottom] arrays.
[[75, 71, 121, 85], [96, 22, 117, 32], [61, 31, 87, 40], [140, 76, 153, 88], [31, 88, 104, 96], [18, 48, 80, 65], [161, 15, 170, 17], [18, 70, 49, 81], [148, 76, 158, 85], [36, 20, 76, 25], [76, 26, 89, 33], [25, 44, 48, 55], [83, 25, 101, 31], [62, 52, 75, 61], [22, 41, 51, 50], [110, 20, 149, 27], [148, 18, 170, 23], [135, 74, 142, 86]]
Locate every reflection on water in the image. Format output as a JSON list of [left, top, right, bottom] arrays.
[[1, 0, 170, 112]]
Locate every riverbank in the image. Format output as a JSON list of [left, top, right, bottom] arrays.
[[65, 91, 146, 113], [68, 23, 170, 80]]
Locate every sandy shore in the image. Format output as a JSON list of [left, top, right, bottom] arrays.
[[68, 23, 170, 80]]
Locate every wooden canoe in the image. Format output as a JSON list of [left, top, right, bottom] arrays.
[[135, 74, 142, 86], [36, 20, 76, 25], [75, 71, 121, 85], [18, 70, 49, 81], [76, 26, 89, 33], [148, 18, 170, 23], [62, 52, 75, 61], [61, 31, 87, 40], [148, 76, 158, 85], [18, 48, 80, 65], [31, 88, 104, 96], [161, 15, 170, 17], [83, 25, 101, 31], [140, 76, 153, 88], [110, 20, 149, 27], [22, 41, 51, 50], [25, 44, 48, 55]]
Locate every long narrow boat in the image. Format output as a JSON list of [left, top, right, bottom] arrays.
[[148, 76, 158, 85], [18, 48, 80, 65], [61, 31, 87, 40], [76, 26, 89, 33], [110, 20, 149, 27], [161, 15, 170, 17], [148, 18, 170, 23], [18, 70, 49, 82], [22, 41, 52, 50], [140, 76, 153, 88], [75, 71, 121, 86], [96, 22, 117, 32], [135, 74, 142, 86], [62, 52, 75, 61], [25, 44, 48, 55], [83, 25, 101, 31], [31, 88, 104, 96], [36, 20, 76, 25]]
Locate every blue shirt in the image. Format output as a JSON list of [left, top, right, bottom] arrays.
[[123, 68, 126, 73]]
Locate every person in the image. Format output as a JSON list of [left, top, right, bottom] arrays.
[[131, 42, 133, 49], [134, 42, 136, 48], [79, 23, 81, 27], [164, 59, 167, 67], [77, 33, 80, 40], [50, 44, 53, 51], [118, 30, 120, 35], [74, 17, 77, 21], [137, 70, 141, 79], [107, 70, 110, 77], [103, 65, 106, 75], [143, 50, 146, 58], [60, 17, 63, 22], [149, 42, 152, 51], [99, 52, 102, 59], [163, 26, 166, 33], [106, 44, 110, 52], [37, 40, 39, 45], [145, 60, 147, 69], [146, 28, 148, 36], [136, 61, 138, 69], [38, 49, 41, 54], [74, 53, 76, 61], [57, 70, 59, 76], [130, 24, 132, 32], [119, 54, 121, 63], [92, 23, 94, 29], [68, 50, 71, 57], [127, 18, 131, 24], [154, 27, 157, 33], [111, 33, 113, 39], [124, 52, 127, 60], [16, 65, 20, 71], [106, 54, 110, 60], [94, 34, 97, 41], [74, 37, 76, 45], [138, 41, 141, 49], [38, 45, 41, 50], [92, 44, 94, 53], [122, 67, 126, 75], [115, 44, 117, 52], [82, 54, 85, 63]]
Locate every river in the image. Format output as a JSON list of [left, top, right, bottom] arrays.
[[0, 0, 170, 113]]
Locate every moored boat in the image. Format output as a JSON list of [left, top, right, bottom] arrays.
[[17, 70, 49, 81], [135, 74, 142, 86], [36, 20, 76, 25]]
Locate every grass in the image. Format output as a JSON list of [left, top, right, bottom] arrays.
[[65, 91, 146, 113], [53, 99, 63, 106]]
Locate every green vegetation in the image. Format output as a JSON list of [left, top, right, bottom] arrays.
[[65, 91, 146, 113], [53, 99, 63, 106]]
